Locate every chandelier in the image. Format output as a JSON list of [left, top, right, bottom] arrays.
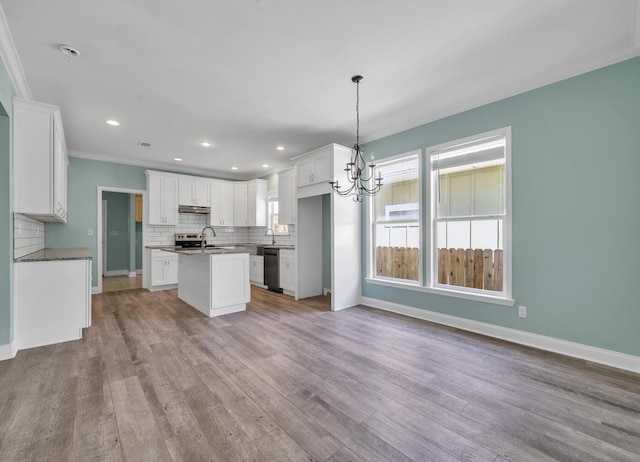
[[330, 75, 382, 202]]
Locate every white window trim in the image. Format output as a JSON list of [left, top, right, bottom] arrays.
[[365, 276, 515, 306], [367, 150, 422, 283], [426, 126, 512, 301]]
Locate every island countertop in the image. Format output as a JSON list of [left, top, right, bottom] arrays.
[[14, 247, 93, 263], [157, 246, 251, 256]]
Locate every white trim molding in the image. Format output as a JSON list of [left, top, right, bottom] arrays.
[[361, 296, 640, 374], [0, 5, 31, 99], [634, 0, 640, 49], [0, 340, 17, 361]]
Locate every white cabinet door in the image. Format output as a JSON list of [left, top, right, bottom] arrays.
[[279, 249, 296, 292], [209, 180, 234, 226], [178, 177, 195, 205], [233, 182, 248, 226], [249, 255, 264, 284], [13, 97, 68, 223], [296, 158, 315, 187], [151, 250, 179, 286], [179, 177, 211, 206], [147, 172, 178, 225], [247, 179, 267, 227], [165, 256, 179, 284], [194, 179, 211, 207], [295, 145, 332, 187], [278, 169, 295, 225], [219, 181, 234, 225], [151, 254, 167, 286]]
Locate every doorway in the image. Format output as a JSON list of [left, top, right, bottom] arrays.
[[97, 187, 145, 293]]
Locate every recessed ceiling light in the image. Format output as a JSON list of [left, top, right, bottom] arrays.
[[262, 164, 269, 168], [174, 157, 183, 162], [106, 120, 120, 126], [276, 146, 285, 151], [200, 142, 211, 147], [231, 166, 238, 170]]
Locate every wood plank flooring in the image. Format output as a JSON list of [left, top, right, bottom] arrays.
[[0, 286, 639, 461]]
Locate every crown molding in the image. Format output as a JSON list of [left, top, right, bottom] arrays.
[[67, 149, 248, 181], [362, 49, 640, 145], [0, 5, 31, 99]]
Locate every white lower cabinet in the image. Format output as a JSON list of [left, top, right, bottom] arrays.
[[14, 259, 91, 350], [279, 249, 295, 294], [150, 250, 179, 288], [249, 255, 264, 285]]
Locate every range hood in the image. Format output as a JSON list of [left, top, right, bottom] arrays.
[[178, 205, 211, 214]]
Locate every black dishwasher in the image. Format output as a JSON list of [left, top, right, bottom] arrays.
[[263, 248, 282, 292]]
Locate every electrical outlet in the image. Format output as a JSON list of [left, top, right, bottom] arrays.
[[87, 228, 93, 236], [518, 306, 527, 318]]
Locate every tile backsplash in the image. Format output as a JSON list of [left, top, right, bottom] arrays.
[[14, 214, 45, 259], [144, 213, 295, 246]]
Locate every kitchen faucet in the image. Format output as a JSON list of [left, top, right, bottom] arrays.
[[201, 226, 216, 249], [265, 228, 276, 245]]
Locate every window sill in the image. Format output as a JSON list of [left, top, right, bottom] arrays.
[[364, 277, 515, 306]]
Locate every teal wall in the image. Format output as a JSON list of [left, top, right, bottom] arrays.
[[46, 157, 148, 285], [103, 191, 131, 272], [322, 194, 331, 290], [0, 58, 15, 346], [362, 57, 640, 357]]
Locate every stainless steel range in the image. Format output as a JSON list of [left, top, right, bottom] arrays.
[[175, 233, 204, 248]]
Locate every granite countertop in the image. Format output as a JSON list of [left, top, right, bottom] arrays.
[[160, 246, 251, 256], [146, 243, 294, 255], [14, 247, 93, 263]]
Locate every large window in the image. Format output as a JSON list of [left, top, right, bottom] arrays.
[[371, 152, 421, 282], [367, 127, 512, 304], [428, 127, 511, 298]]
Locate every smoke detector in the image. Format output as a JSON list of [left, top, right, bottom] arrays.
[[59, 44, 80, 62]]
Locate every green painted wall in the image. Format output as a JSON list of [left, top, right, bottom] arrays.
[[46, 157, 148, 285], [103, 191, 131, 272], [362, 57, 640, 357], [0, 58, 15, 346], [322, 194, 331, 290]]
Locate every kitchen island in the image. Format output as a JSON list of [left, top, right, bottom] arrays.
[[162, 246, 250, 317]]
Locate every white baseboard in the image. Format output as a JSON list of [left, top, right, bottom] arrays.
[[0, 340, 17, 361], [92, 286, 101, 294], [104, 270, 128, 277], [128, 271, 137, 278], [360, 296, 640, 374]]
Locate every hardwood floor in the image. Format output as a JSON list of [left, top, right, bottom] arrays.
[[0, 287, 639, 461], [102, 274, 142, 293]]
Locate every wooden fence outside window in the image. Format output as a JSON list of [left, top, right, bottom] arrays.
[[375, 246, 503, 292]]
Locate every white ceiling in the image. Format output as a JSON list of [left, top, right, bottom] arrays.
[[1, 0, 639, 180]]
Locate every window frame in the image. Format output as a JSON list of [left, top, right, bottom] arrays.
[[367, 150, 422, 285], [365, 128, 514, 306], [426, 126, 512, 302]]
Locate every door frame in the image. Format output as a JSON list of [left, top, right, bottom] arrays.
[[96, 186, 146, 294]]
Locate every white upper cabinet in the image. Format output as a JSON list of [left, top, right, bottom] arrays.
[[247, 179, 267, 227], [296, 145, 332, 187], [295, 143, 353, 198], [233, 179, 267, 227], [278, 168, 295, 225], [178, 176, 211, 206], [233, 182, 248, 226], [13, 97, 68, 223], [209, 180, 234, 226], [146, 171, 178, 225]]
